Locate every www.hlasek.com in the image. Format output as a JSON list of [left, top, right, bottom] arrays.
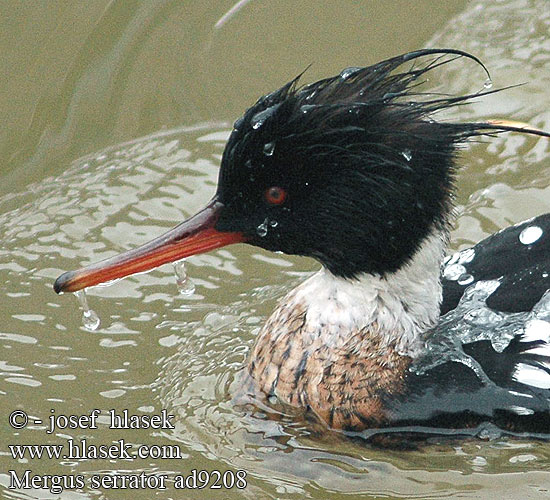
[[7, 409, 247, 493]]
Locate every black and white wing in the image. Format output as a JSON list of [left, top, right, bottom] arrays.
[[441, 213, 550, 314]]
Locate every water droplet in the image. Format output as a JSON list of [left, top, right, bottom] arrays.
[[458, 248, 475, 264], [443, 252, 460, 267], [256, 218, 268, 237], [401, 149, 412, 161], [75, 290, 100, 331], [457, 273, 475, 286], [250, 104, 280, 130], [305, 90, 317, 101], [519, 226, 543, 245], [83, 310, 101, 330], [173, 260, 195, 296], [300, 104, 316, 114], [483, 78, 493, 89], [443, 263, 467, 281], [263, 142, 275, 156], [269, 220, 278, 228], [340, 67, 362, 80]]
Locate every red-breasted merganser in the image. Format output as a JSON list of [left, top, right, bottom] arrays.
[[54, 49, 550, 435]]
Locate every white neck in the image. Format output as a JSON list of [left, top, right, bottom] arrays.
[[290, 228, 447, 356]]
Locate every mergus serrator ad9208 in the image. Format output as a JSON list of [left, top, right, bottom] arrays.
[[54, 49, 550, 436]]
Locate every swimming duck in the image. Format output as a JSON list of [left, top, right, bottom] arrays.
[[54, 49, 550, 435]]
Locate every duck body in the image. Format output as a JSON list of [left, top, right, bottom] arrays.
[[249, 214, 550, 433], [249, 228, 444, 430], [54, 49, 550, 438], [249, 270, 414, 431]]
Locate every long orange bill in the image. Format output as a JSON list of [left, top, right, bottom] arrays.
[[53, 198, 244, 294]]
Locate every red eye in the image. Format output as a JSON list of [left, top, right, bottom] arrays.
[[265, 186, 287, 205]]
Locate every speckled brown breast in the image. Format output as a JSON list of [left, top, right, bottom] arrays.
[[247, 294, 412, 431]]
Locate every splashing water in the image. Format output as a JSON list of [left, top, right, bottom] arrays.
[[413, 282, 550, 376], [173, 260, 196, 296], [74, 289, 100, 331]]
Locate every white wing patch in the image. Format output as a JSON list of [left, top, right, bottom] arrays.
[[521, 319, 550, 344], [512, 362, 550, 389], [508, 405, 535, 416], [517, 319, 550, 357], [510, 317, 550, 390], [507, 390, 534, 399]]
